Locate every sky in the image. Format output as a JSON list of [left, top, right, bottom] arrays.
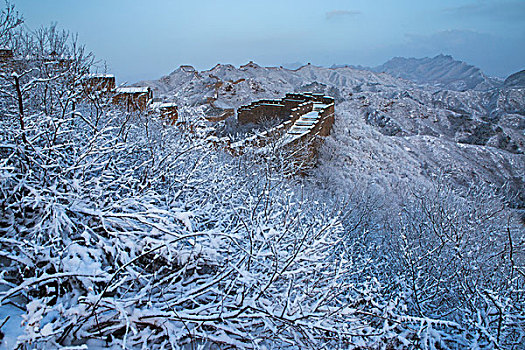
[[9, 0, 525, 83]]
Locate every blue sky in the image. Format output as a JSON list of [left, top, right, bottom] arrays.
[[10, 0, 525, 83]]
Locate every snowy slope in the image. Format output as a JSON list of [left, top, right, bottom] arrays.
[[138, 61, 525, 210]]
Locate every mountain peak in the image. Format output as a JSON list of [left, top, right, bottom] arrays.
[[433, 53, 454, 60], [372, 55, 501, 91], [504, 69, 525, 89], [240, 61, 261, 70], [180, 65, 196, 71]]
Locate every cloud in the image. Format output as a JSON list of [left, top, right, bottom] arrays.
[[443, 1, 525, 22], [325, 10, 361, 20], [403, 29, 492, 52]]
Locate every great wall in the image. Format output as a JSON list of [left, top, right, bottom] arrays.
[[224, 93, 335, 160], [1, 47, 335, 168]]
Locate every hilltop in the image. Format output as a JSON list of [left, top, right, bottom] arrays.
[[504, 69, 525, 89]]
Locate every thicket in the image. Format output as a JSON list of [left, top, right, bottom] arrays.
[[0, 3, 523, 348]]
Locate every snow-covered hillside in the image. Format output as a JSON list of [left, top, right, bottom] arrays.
[[2, 0, 525, 345], [505, 69, 525, 89], [140, 61, 525, 211], [1, 4, 524, 345]]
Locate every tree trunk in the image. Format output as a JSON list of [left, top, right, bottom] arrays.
[[13, 74, 26, 144]]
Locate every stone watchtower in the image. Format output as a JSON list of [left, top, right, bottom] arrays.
[[83, 74, 116, 93], [0, 48, 14, 70], [112, 86, 153, 112]]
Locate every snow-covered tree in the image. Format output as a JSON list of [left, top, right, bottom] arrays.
[[0, 2, 523, 349]]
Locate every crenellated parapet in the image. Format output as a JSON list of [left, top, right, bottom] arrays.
[[237, 100, 287, 124], [112, 86, 153, 112], [0, 48, 76, 75], [80, 72, 179, 118], [83, 74, 116, 93], [237, 92, 334, 126]]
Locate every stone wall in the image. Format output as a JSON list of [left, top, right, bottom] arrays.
[[83, 75, 116, 93], [0, 51, 74, 76], [159, 103, 178, 124], [314, 107, 335, 137], [0, 48, 13, 61], [0, 51, 183, 124], [283, 93, 310, 110], [237, 93, 335, 126], [112, 87, 153, 112], [237, 102, 288, 124], [301, 93, 334, 106], [289, 101, 314, 123], [278, 100, 335, 168], [229, 93, 336, 159]]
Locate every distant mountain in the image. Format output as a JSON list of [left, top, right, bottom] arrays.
[[139, 62, 412, 109], [504, 70, 525, 89], [371, 54, 502, 91]]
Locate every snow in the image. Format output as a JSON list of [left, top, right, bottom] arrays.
[[150, 101, 177, 110], [0, 286, 24, 350], [115, 87, 150, 94], [85, 73, 114, 78], [1, 29, 524, 348], [277, 110, 321, 145], [259, 103, 284, 107], [149, 101, 163, 109], [173, 211, 194, 232], [159, 102, 177, 108]]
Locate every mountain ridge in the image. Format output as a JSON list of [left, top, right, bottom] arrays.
[[504, 69, 525, 89], [368, 54, 503, 91], [138, 59, 524, 210]]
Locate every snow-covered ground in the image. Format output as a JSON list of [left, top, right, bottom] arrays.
[[1, 14, 524, 346], [0, 285, 24, 350]]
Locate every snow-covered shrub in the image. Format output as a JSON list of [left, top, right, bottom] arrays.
[[0, 85, 395, 348], [0, 12, 392, 348], [381, 182, 525, 348], [1, 3, 524, 349]]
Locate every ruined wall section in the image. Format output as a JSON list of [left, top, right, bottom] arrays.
[[237, 93, 334, 121], [277, 99, 336, 168], [83, 74, 116, 93], [230, 93, 336, 160], [229, 119, 293, 153], [314, 104, 335, 137], [237, 100, 288, 124]]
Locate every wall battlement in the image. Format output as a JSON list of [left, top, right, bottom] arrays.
[[83, 74, 116, 93], [0, 49, 76, 74], [112, 86, 153, 111], [237, 92, 334, 125], [227, 93, 336, 166]]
